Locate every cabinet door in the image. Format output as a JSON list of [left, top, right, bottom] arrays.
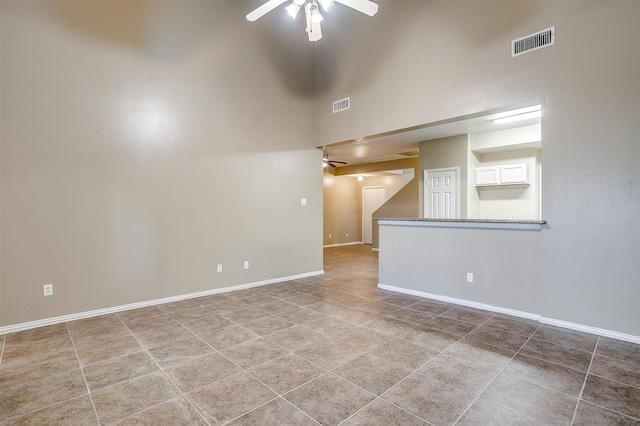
[[475, 166, 499, 186], [500, 163, 527, 184]]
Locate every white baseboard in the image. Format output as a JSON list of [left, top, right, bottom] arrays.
[[0, 270, 324, 336], [371, 247, 379, 252], [323, 242, 363, 248], [378, 283, 640, 345]]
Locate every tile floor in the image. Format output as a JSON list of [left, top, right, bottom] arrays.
[[1, 244, 639, 425]]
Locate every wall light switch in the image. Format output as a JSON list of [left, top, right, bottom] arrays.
[[217, 264, 223, 273], [244, 261, 249, 269], [466, 273, 474, 283]]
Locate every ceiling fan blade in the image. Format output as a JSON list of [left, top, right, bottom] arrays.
[[308, 20, 323, 41], [334, 0, 379, 16], [329, 162, 337, 168], [246, 0, 288, 22]]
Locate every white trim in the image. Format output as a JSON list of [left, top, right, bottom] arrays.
[[371, 247, 379, 252], [378, 283, 640, 344], [0, 270, 324, 336], [323, 242, 363, 248], [379, 219, 544, 231]]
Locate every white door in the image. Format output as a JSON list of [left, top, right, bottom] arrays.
[[424, 168, 459, 219], [363, 186, 386, 245]]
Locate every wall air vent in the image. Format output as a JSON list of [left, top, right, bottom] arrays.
[[333, 97, 350, 113], [512, 27, 555, 57]]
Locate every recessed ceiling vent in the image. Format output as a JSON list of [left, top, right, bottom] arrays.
[[512, 27, 555, 57], [333, 97, 350, 113]]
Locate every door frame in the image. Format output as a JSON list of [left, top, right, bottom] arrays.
[[362, 185, 386, 245], [424, 167, 460, 219]]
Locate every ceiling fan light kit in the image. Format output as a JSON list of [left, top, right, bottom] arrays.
[[246, 0, 378, 41]]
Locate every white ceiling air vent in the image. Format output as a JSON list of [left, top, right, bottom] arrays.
[[512, 27, 555, 57], [333, 97, 350, 113]]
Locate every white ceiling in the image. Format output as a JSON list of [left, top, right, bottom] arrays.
[[321, 105, 542, 166]]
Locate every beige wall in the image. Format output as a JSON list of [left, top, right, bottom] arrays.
[[372, 173, 419, 248], [316, 1, 640, 336], [323, 172, 360, 245], [323, 158, 418, 246], [1, 1, 320, 326], [419, 135, 468, 218]]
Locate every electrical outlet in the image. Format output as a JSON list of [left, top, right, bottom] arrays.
[[466, 273, 474, 283], [300, 198, 307, 205], [43, 284, 53, 296], [510, 214, 516, 220], [244, 261, 249, 269], [329, 233, 332, 238], [217, 264, 223, 273], [346, 233, 349, 237]]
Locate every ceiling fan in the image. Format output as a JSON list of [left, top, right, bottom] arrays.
[[246, 0, 379, 42], [323, 154, 347, 168]]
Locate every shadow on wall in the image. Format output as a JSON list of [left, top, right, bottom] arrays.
[[48, 1, 235, 63], [315, 1, 537, 96]]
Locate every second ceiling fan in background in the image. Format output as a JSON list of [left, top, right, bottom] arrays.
[[246, 0, 379, 41]]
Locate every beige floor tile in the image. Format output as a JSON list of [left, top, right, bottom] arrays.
[[1, 368, 87, 421], [187, 372, 277, 425], [342, 398, 426, 426], [441, 340, 516, 371], [370, 339, 439, 370], [196, 324, 260, 350], [457, 399, 542, 425], [165, 351, 241, 392], [242, 315, 295, 336], [4, 323, 69, 345], [417, 354, 500, 396], [582, 374, 640, 419], [2, 395, 98, 426], [295, 338, 364, 370], [573, 400, 640, 426], [284, 373, 376, 426], [74, 334, 143, 366], [479, 373, 578, 425], [590, 354, 640, 388], [66, 313, 122, 334], [220, 337, 288, 369], [382, 373, 475, 425], [264, 325, 325, 351], [147, 335, 214, 368], [116, 305, 166, 322], [399, 327, 460, 352], [91, 371, 180, 424], [227, 397, 318, 426], [502, 353, 587, 396], [333, 353, 412, 395], [109, 397, 208, 426], [82, 351, 158, 391], [248, 353, 326, 394]]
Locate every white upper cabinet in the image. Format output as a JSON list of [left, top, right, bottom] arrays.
[[475, 163, 528, 186]]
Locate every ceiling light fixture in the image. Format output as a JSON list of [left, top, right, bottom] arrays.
[[494, 105, 542, 124], [285, 3, 301, 18], [495, 110, 541, 124], [357, 175, 364, 181], [246, 0, 378, 42]]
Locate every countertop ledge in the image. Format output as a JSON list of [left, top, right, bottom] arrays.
[[377, 218, 547, 230]]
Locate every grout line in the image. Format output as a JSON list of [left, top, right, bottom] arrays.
[[570, 336, 599, 425], [66, 323, 102, 426], [452, 322, 543, 425], [118, 319, 214, 426]]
